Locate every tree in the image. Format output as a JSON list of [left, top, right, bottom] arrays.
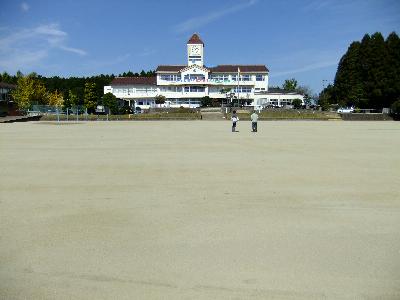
[[155, 94, 166, 105], [102, 92, 118, 114], [201, 96, 212, 107], [0, 72, 16, 84], [296, 85, 313, 106], [48, 90, 64, 107], [283, 78, 298, 91], [391, 99, 400, 119], [68, 90, 79, 108], [84, 82, 97, 113], [11, 73, 48, 111], [292, 99, 302, 109], [331, 32, 400, 109], [318, 84, 335, 111]]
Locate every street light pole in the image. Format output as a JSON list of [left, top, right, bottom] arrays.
[[322, 79, 328, 89]]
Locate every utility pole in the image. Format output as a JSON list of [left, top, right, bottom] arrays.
[[237, 67, 240, 107]]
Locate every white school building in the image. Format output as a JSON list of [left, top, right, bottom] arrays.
[[104, 34, 304, 110]]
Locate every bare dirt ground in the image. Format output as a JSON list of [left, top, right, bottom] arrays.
[[1, 120, 399, 300]]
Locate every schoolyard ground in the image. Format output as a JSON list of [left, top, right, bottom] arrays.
[[0, 121, 399, 299]]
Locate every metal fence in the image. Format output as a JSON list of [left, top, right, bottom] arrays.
[[28, 105, 93, 122]]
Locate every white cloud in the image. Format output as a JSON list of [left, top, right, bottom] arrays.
[[59, 45, 87, 56], [272, 60, 338, 77], [172, 0, 258, 33], [20, 2, 30, 12], [302, 0, 355, 13], [0, 50, 47, 70], [34, 24, 67, 37], [0, 23, 87, 72]]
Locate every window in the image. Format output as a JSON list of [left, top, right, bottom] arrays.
[[160, 86, 181, 92], [160, 74, 180, 81], [184, 86, 205, 92], [183, 74, 205, 82], [233, 87, 252, 93], [241, 75, 251, 81], [210, 74, 229, 82], [256, 75, 265, 81]]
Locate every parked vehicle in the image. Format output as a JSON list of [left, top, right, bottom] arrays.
[[96, 105, 106, 115], [337, 107, 354, 113]]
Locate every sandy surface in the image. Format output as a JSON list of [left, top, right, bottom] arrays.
[[0, 120, 399, 299]]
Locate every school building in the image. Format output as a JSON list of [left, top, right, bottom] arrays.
[[104, 34, 304, 110]]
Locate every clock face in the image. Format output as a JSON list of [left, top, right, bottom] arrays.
[[191, 45, 201, 55]]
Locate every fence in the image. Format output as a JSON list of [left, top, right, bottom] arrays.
[[28, 105, 95, 122]]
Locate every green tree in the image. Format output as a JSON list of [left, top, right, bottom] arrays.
[[201, 96, 212, 107], [102, 92, 118, 114], [332, 32, 400, 109], [1, 72, 17, 84], [11, 73, 48, 111], [84, 82, 97, 113], [48, 90, 64, 107], [68, 89, 79, 108], [292, 99, 302, 109], [283, 78, 298, 91], [155, 94, 166, 105], [390, 99, 400, 119], [318, 84, 335, 111], [386, 32, 400, 107], [296, 85, 313, 106]]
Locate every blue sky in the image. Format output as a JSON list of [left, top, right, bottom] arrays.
[[0, 0, 399, 94]]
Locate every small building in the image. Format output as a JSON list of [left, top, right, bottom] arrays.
[[0, 82, 16, 102], [253, 88, 305, 109], [0, 82, 17, 116]]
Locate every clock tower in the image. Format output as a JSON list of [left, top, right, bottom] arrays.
[[187, 33, 204, 67]]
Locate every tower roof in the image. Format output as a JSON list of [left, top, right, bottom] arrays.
[[187, 33, 204, 45]]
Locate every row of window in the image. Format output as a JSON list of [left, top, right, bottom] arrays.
[[183, 74, 206, 82], [113, 87, 157, 94], [114, 86, 259, 94], [160, 74, 181, 81], [233, 87, 252, 93], [159, 74, 266, 82], [184, 86, 205, 92], [136, 99, 202, 105], [159, 86, 182, 92]]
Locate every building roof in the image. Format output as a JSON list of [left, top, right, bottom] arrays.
[[187, 33, 204, 45], [209, 65, 269, 73], [156, 65, 187, 72], [111, 77, 157, 86], [0, 82, 17, 89]]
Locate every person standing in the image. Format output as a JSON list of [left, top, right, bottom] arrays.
[[251, 110, 258, 132], [231, 110, 239, 132]]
